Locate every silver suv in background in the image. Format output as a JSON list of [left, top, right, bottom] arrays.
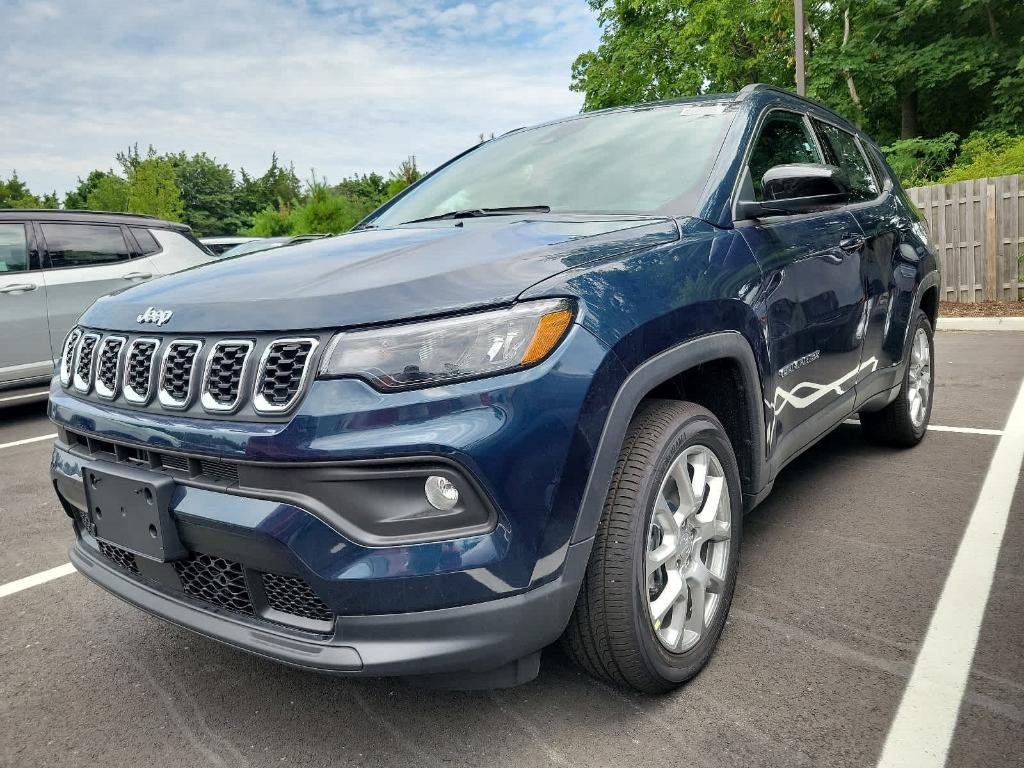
[[0, 210, 216, 392]]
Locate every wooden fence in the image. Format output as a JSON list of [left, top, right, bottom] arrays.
[[907, 175, 1024, 303]]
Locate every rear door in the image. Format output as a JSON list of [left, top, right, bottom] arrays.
[[736, 109, 869, 465], [811, 120, 902, 370], [0, 221, 52, 384], [38, 222, 158, 354]]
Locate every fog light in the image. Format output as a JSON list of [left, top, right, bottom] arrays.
[[424, 476, 459, 511]]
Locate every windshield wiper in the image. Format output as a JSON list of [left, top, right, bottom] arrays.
[[400, 205, 550, 225]]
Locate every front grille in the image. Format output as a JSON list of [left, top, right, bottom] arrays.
[[98, 541, 139, 574], [174, 552, 254, 614], [124, 339, 158, 402], [262, 573, 333, 622], [202, 341, 253, 411], [95, 337, 125, 398], [159, 340, 201, 407], [73, 333, 100, 391], [60, 328, 83, 386], [254, 339, 317, 412]]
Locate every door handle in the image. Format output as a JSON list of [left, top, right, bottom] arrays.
[[0, 282, 38, 294], [839, 234, 866, 252], [121, 272, 153, 280]]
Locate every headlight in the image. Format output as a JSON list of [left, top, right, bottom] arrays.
[[318, 298, 575, 390]]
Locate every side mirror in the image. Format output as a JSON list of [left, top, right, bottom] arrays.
[[736, 163, 852, 220]]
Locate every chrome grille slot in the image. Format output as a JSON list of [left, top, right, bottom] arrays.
[[253, 338, 318, 413], [123, 338, 159, 403], [158, 340, 203, 408], [60, 328, 83, 387], [72, 333, 100, 392], [201, 340, 253, 413], [94, 336, 126, 399]]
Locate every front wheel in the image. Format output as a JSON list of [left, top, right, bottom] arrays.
[[561, 400, 742, 693], [860, 309, 934, 446]]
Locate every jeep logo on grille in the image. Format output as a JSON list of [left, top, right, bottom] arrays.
[[136, 307, 174, 326]]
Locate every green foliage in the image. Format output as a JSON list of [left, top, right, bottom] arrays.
[[882, 133, 960, 187], [574, 0, 1024, 148], [248, 203, 295, 237], [125, 150, 184, 221], [939, 132, 1024, 182], [573, 0, 801, 111], [235, 154, 303, 231], [85, 174, 129, 212], [0, 171, 57, 208], [166, 152, 238, 236]]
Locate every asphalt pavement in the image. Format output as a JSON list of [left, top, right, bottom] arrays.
[[1, 331, 1022, 768]]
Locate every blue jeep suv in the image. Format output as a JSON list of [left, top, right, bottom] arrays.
[[49, 85, 939, 692]]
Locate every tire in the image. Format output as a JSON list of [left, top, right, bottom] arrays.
[[860, 310, 934, 447], [561, 399, 743, 693]]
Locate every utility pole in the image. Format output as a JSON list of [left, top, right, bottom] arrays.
[[794, 0, 806, 95]]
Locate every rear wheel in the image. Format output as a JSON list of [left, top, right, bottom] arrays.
[[561, 400, 742, 693], [860, 310, 934, 446]]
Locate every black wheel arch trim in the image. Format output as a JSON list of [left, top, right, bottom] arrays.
[[571, 331, 767, 544]]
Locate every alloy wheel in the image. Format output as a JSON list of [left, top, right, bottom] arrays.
[[645, 444, 731, 653], [908, 327, 932, 429]]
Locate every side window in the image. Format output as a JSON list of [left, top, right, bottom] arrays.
[[812, 121, 879, 202], [131, 227, 161, 255], [0, 224, 29, 273], [747, 111, 821, 200], [41, 223, 131, 269]]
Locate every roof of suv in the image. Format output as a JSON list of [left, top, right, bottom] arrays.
[[0, 209, 193, 231]]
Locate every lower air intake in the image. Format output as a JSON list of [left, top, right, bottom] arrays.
[[174, 552, 254, 614], [98, 541, 139, 574], [262, 572, 333, 622]]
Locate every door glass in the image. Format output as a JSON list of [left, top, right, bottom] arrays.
[[813, 121, 879, 202], [748, 112, 821, 200], [0, 224, 28, 273], [131, 227, 161, 255], [41, 223, 130, 269]]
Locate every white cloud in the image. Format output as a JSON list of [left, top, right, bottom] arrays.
[[0, 0, 599, 196]]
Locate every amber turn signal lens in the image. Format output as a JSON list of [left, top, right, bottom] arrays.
[[521, 309, 573, 365]]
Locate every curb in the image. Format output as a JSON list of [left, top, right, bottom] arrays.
[[937, 316, 1024, 332]]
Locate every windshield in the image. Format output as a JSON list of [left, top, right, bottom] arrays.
[[370, 103, 737, 228]]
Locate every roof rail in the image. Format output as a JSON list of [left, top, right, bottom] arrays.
[[734, 83, 835, 113], [0, 208, 159, 220]]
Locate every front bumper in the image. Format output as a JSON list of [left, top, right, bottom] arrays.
[[70, 536, 589, 679]]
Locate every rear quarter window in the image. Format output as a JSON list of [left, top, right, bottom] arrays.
[[131, 227, 162, 255]]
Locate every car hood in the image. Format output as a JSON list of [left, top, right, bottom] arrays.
[[81, 216, 679, 333]]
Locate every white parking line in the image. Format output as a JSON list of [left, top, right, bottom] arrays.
[[0, 390, 48, 403], [877, 378, 1024, 768], [0, 433, 57, 451], [0, 563, 76, 598], [843, 420, 1004, 436]]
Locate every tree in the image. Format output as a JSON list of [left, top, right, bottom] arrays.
[[808, 1, 1024, 142], [85, 174, 130, 212], [235, 154, 302, 230], [166, 152, 238, 236], [0, 171, 57, 208], [572, 1, 1024, 146], [65, 170, 115, 209], [125, 150, 184, 221], [571, 0, 814, 111], [385, 156, 422, 198]]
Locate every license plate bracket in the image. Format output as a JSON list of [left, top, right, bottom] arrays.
[[82, 463, 185, 562]]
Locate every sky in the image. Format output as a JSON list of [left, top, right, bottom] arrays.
[[1, 0, 601, 198]]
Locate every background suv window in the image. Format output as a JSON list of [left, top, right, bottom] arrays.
[[0, 224, 29, 273], [748, 111, 821, 200], [41, 223, 131, 269], [130, 227, 162, 255], [812, 121, 879, 202]]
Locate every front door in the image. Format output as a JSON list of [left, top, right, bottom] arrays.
[[0, 222, 52, 385], [738, 109, 869, 465]]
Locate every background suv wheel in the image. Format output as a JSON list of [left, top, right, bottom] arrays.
[[562, 399, 743, 693], [860, 309, 935, 447]]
